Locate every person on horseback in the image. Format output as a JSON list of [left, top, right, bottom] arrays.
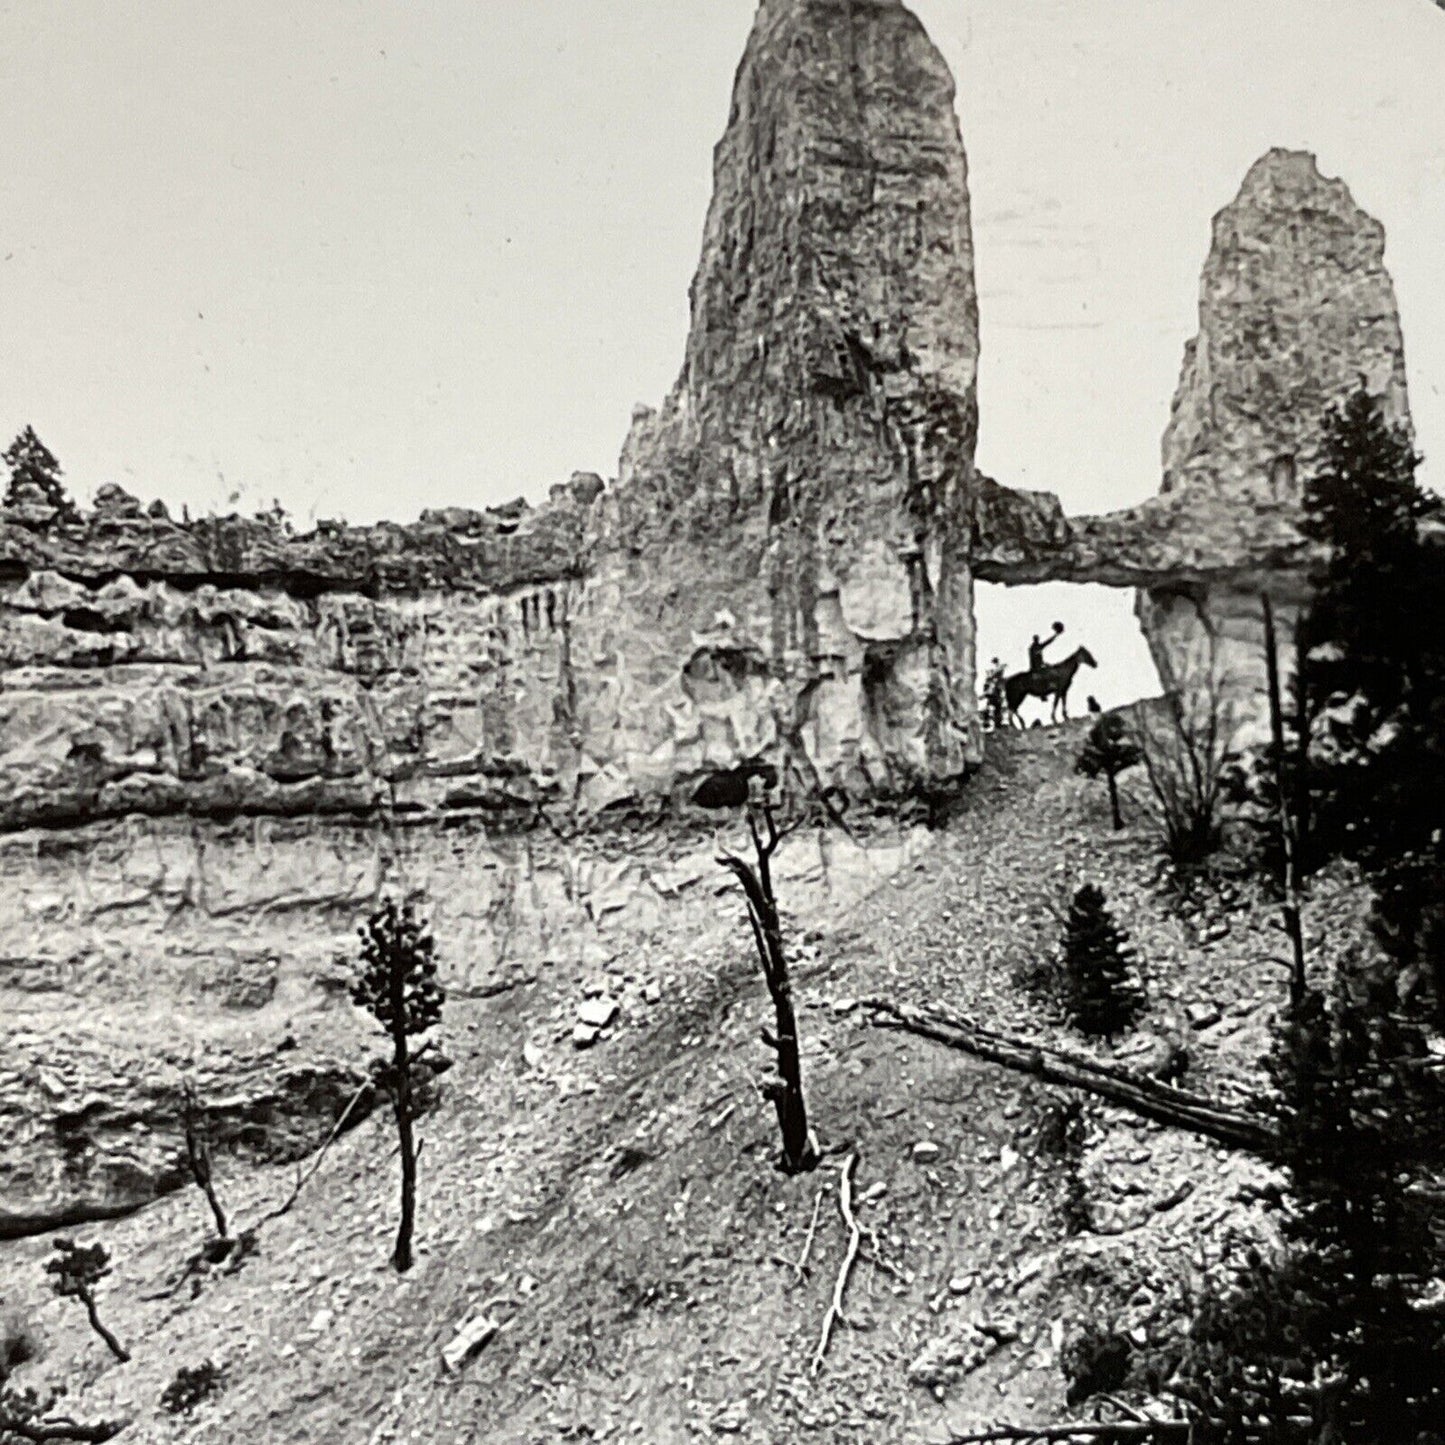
[[1028, 621, 1065, 674], [1005, 636, 1098, 726]]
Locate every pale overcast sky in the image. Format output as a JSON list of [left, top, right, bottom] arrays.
[[3, 0, 1444, 702]]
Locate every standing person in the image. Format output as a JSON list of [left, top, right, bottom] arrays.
[[982, 658, 1007, 730]]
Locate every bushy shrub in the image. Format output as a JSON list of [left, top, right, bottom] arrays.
[[1062, 1324, 1134, 1407], [0, 1311, 37, 1383], [161, 1360, 225, 1416], [1135, 648, 1241, 869]]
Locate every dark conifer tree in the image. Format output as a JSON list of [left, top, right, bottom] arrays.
[[1295, 384, 1444, 869], [352, 898, 444, 1273], [1182, 385, 1445, 1439], [1060, 885, 1144, 1039], [2, 427, 80, 522]]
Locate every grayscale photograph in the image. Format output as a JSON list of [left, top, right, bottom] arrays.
[[1, 1, 1443, 1441]]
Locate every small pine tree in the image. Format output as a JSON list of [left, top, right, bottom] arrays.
[[1075, 713, 1143, 830], [44, 1240, 129, 1363], [352, 897, 444, 1273], [1060, 885, 1144, 1038], [2, 427, 79, 523]]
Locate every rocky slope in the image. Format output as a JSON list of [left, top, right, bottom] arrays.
[[1, 721, 1376, 1442]]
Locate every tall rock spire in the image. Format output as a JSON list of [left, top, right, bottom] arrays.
[[1141, 148, 1413, 709], [679, 0, 979, 437], [595, 0, 985, 794], [1161, 148, 1410, 497]]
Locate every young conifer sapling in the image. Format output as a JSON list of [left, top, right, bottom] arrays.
[[352, 897, 445, 1273]]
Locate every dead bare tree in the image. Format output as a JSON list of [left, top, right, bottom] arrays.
[[1134, 637, 1242, 869], [942, 1424, 1189, 1444], [717, 802, 819, 1175], [1261, 596, 1308, 1012], [810, 1153, 860, 1374], [180, 1083, 228, 1241]]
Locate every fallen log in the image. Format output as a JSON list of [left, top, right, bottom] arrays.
[[810, 1153, 862, 1375], [865, 1000, 1279, 1155], [945, 1417, 1319, 1444], [0, 1408, 129, 1443], [944, 1425, 1188, 1444]]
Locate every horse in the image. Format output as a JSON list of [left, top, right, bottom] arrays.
[[1005, 647, 1098, 726]]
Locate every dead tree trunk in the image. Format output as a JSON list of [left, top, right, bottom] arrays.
[[390, 1025, 418, 1273], [867, 999, 1277, 1154], [181, 1083, 229, 1240], [943, 1425, 1189, 1444], [1262, 594, 1307, 1012], [718, 805, 819, 1174], [0, 1405, 130, 1443], [80, 1289, 129, 1364], [1106, 768, 1124, 831]]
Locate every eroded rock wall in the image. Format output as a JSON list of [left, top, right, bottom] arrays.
[[0, 485, 598, 830], [0, 807, 927, 1234], [0, 63, 1418, 826], [1, 0, 985, 826]]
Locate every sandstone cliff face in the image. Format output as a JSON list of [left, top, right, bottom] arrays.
[[0, 806, 924, 1234], [0, 480, 598, 831], [0, 0, 984, 826], [3, 42, 1407, 831]]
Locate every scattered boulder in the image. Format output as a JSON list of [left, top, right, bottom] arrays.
[[441, 1309, 508, 1372], [578, 997, 619, 1031], [1186, 1002, 1222, 1031], [92, 483, 145, 520]]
